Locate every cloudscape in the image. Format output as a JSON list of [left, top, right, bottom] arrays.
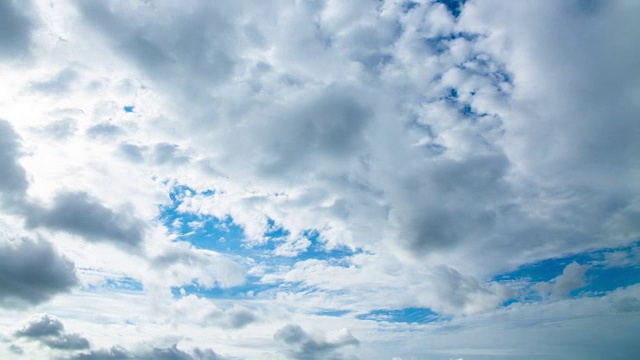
[[1, 0, 639, 359]]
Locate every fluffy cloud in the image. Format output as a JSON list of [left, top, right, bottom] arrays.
[[530, 261, 590, 300], [0, 119, 147, 250], [149, 242, 245, 290], [0, 234, 77, 307], [73, 345, 222, 360], [0, 0, 638, 359], [0, 119, 28, 207], [0, 0, 35, 59], [14, 313, 90, 350], [24, 191, 146, 250], [275, 324, 359, 360]]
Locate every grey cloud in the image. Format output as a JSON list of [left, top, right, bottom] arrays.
[[151, 244, 245, 288], [535, 262, 589, 300], [118, 143, 190, 165], [613, 296, 640, 313], [15, 314, 90, 350], [30, 68, 78, 94], [75, 0, 238, 104], [86, 122, 125, 138], [223, 307, 258, 329], [74, 344, 221, 360], [8, 344, 23, 354], [0, 0, 35, 59], [275, 324, 359, 360], [0, 121, 143, 250], [44, 333, 91, 350], [118, 143, 145, 163], [15, 314, 64, 337], [431, 266, 509, 313], [152, 143, 189, 165], [393, 153, 509, 254], [69, 0, 640, 284], [256, 89, 371, 175], [552, 262, 588, 299], [73, 346, 131, 360], [0, 119, 28, 205], [25, 192, 146, 249], [0, 235, 77, 307], [36, 118, 78, 139]]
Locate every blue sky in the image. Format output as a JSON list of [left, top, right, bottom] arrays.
[[0, 1, 639, 359]]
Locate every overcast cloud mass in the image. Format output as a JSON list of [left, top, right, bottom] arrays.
[[1, 0, 639, 359]]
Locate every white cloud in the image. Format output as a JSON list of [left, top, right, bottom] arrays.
[[0, 0, 638, 359]]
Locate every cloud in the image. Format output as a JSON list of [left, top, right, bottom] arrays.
[[73, 344, 222, 360], [29, 68, 79, 94], [223, 306, 258, 329], [613, 296, 640, 313], [86, 122, 125, 139], [0, 234, 77, 307], [149, 242, 245, 289], [535, 262, 589, 299], [14, 313, 90, 350], [0, 119, 28, 206], [0, 121, 146, 251], [24, 191, 146, 250], [0, 0, 639, 359], [0, 0, 35, 59], [34, 117, 78, 139], [172, 295, 259, 329], [275, 324, 359, 360]]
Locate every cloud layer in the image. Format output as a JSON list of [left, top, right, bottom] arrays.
[[0, 0, 639, 359]]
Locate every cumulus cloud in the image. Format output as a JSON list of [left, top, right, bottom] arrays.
[[0, 0, 639, 359], [0, 120, 145, 250], [535, 262, 589, 299], [73, 344, 221, 360], [0, 0, 35, 59], [14, 313, 90, 350], [24, 191, 146, 250], [275, 324, 359, 360], [171, 294, 259, 329], [29, 68, 79, 95], [0, 234, 77, 307], [0, 119, 28, 207], [150, 242, 245, 289]]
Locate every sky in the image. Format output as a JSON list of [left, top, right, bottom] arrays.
[[0, 0, 639, 359]]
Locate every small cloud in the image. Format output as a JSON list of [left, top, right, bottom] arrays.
[[29, 68, 78, 94], [613, 296, 640, 313], [24, 191, 146, 250], [275, 324, 359, 360], [0, 235, 77, 308], [535, 262, 589, 299], [15, 314, 90, 351], [86, 122, 125, 138], [73, 344, 222, 360]]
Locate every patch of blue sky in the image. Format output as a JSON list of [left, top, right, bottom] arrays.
[[356, 307, 447, 324], [83, 276, 143, 292], [434, 0, 466, 18], [293, 229, 361, 264], [160, 186, 359, 262], [315, 310, 352, 317], [103, 277, 143, 291], [159, 185, 363, 302], [495, 241, 640, 304], [422, 32, 478, 56], [158, 186, 247, 254]]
